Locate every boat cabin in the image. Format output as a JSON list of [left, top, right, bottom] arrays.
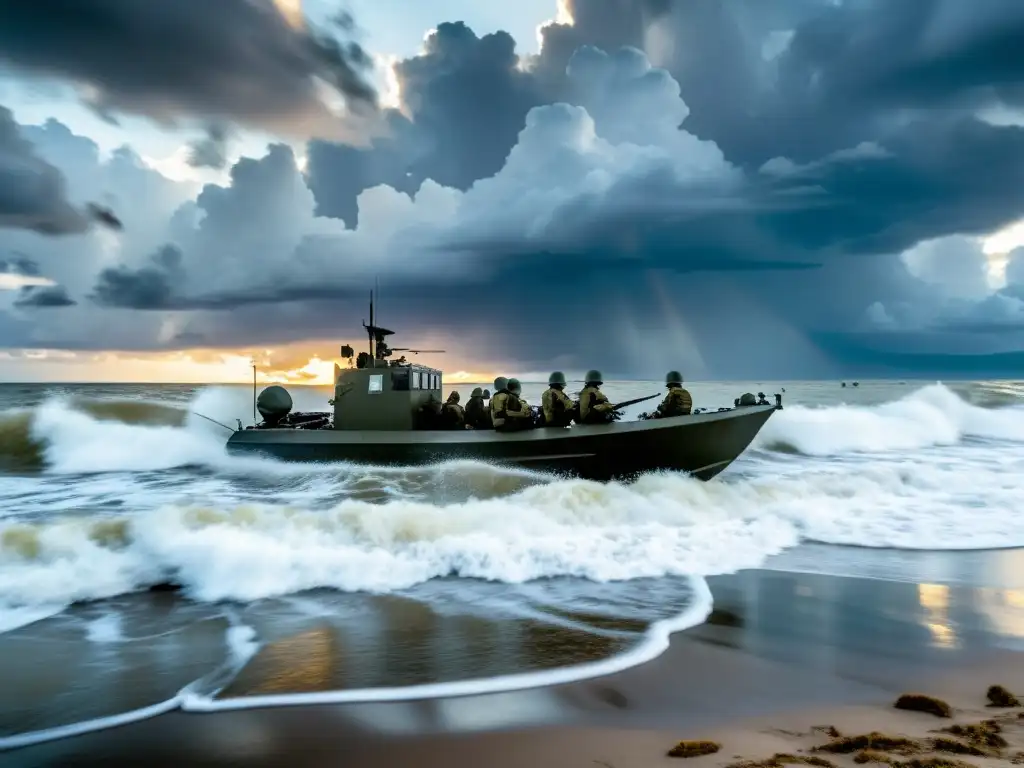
[[329, 293, 445, 431], [332, 362, 442, 430]]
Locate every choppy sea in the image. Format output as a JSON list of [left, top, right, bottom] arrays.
[[1, 378, 1022, 747]]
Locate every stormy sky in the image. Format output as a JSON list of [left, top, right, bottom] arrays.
[[1, 0, 1024, 381]]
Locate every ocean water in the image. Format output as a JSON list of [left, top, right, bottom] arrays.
[[0, 378, 1022, 747]]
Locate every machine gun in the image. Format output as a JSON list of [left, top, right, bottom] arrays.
[[610, 394, 660, 411]]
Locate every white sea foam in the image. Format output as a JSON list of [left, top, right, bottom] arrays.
[[756, 382, 1024, 455], [1, 383, 1023, 635]]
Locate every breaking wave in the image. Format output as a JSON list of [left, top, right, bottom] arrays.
[[0, 382, 1020, 619], [756, 382, 1024, 455], [0, 381, 1020, 625]]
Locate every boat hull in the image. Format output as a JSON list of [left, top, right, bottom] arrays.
[[225, 405, 779, 482]]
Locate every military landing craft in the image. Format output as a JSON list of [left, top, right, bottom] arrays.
[[224, 297, 783, 482]]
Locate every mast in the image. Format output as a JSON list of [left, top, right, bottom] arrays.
[[367, 289, 374, 361]]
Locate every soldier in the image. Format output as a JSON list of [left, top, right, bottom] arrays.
[[501, 378, 535, 431], [442, 390, 467, 429], [578, 369, 617, 424], [655, 371, 693, 418], [490, 377, 509, 429], [542, 371, 575, 427], [465, 387, 489, 429]]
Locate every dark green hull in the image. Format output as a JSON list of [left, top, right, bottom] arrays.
[[225, 405, 779, 482]]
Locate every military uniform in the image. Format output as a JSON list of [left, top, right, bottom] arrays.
[[578, 370, 616, 424], [442, 391, 466, 429], [541, 371, 575, 427], [465, 387, 489, 429], [656, 371, 693, 418], [490, 377, 509, 428], [501, 378, 534, 431]]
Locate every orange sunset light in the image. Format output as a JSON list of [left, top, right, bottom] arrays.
[[4, 348, 497, 386]]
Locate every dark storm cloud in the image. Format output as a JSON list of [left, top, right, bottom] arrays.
[[0, 105, 125, 235], [91, 244, 185, 310], [305, 0, 1024, 221], [0, 0, 377, 134], [0, 253, 40, 276], [307, 21, 546, 227], [813, 333, 1024, 379], [436, 116, 1024, 284], [0, 104, 92, 234], [187, 124, 231, 170], [13, 284, 76, 308]]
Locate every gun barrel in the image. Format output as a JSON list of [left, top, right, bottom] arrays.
[[611, 393, 660, 410]]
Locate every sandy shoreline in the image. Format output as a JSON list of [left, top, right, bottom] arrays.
[[10, 565, 1024, 767]]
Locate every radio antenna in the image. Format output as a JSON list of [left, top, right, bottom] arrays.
[[251, 357, 257, 425]]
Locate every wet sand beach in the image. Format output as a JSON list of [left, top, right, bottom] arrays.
[[11, 560, 1024, 768]]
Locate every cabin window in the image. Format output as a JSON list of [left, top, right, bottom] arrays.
[[431, 374, 438, 389], [412, 371, 421, 389], [368, 374, 383, 394], [392, 369, 410, 391]]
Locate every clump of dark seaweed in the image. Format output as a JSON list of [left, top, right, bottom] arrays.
[[938, 720, 1006, 749], [986, 685, 1020, 707], [893, 694, 953, 718], [928, 737, 989, 757], [668, 740, 721, 758], [725, 755, 836, 768], [854, 756, 976, 768], [814, 732, 922, 755]]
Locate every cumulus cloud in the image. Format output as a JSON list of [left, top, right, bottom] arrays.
[[2, 0, 1024, 378], [0, 0, 378, 140]]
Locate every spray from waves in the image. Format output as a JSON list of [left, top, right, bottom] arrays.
[[2, 381, 1021, 473], [0, 473, 798, 619], [5, 421, 1024, 633], [756, 383, 1024, 456]]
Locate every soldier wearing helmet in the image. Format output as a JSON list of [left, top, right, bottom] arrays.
[[490, 376, 510, 428], [465, 386, 489, 429], [541, 371, 575, 427], [500, 378, 534, 431], [441, 390, 467, 429], [578, 369, 617, 424], [655, 370, 693, 418]]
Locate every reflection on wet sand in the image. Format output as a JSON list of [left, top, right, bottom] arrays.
[[690, 570, 1024, 686], [219, 600, 632, 699]]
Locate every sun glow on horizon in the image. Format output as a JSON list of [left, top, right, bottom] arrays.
[[0, 344, 503, 386]]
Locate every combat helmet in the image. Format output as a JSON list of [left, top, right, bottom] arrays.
[[483, 389, 491, 399], [585, 369, 603, 386], [548, 371, 567, 386], [738, 392, 757, 406], [493, 377, 508, 392], [507, 378, 522, 395], [471, 387, 483, 398], [447, 391, 460, 403], [665, 370, 684, 386]]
